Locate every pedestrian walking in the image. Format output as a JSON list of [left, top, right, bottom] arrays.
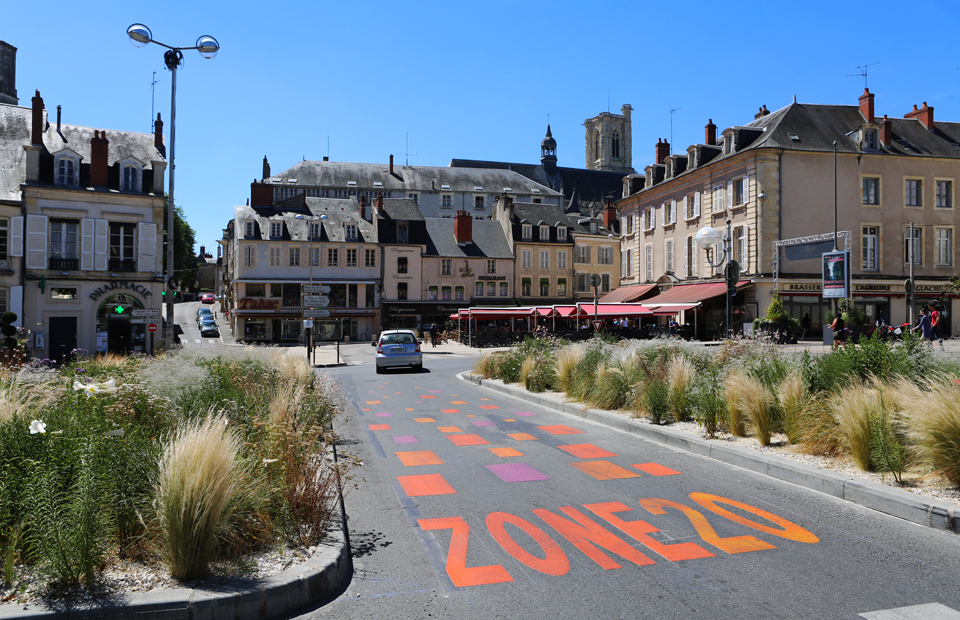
[[911, 306, 934, 345], [668, 316, 679, 339], [931, 305, 943, 346], [830, 312, 847, 348], [429, 323, 438, 348]]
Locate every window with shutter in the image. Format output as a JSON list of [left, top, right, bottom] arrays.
[[665, 239, 673, 273], [645, 244, 653, 281], [694, 192, 701, 217]]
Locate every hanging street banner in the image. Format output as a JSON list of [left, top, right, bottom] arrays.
[[822, 251, 849, 299]]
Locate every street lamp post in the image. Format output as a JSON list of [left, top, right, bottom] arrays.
[[695, 219, 740, 339], [296, 212, 327, 364], [127, 24, 219, 354]]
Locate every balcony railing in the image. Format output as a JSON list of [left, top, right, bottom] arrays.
[[0, 260, 8, 271], [109, 258, 137, 272], [49, 257, 79, 271]]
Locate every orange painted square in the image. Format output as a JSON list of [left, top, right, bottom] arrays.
[[442, 409, 460, 414], [437, 426, 463, 433], [397, 474, 456, 497], [480, 398, 490, 401], [450, 401, 467, 405], [570, 461, 641, 481], [415, 417, 435, 423], [366, 401, 382, 405], [361, 408, 371, 411], [558, 444, 617, 459], [406, 408, 415, 411], [537, 425, 584, 435], [414, 386, 421, 389], [503, 419, 516, 422], [465, 414, 477, 418], [489, 447, 524, 457], [447, 433, 490, 446], [508, 433, 538, 441], [479, 405, 499, 410], [632, 463, 681, 476], [368, 424, 391, 431], [421, 395, 436, 399], [395, 392, 402, 394], [396, 450, 444, 466], [383, 396, 391, 399]]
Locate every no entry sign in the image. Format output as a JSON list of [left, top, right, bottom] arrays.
[[147, 323, 158, 333]]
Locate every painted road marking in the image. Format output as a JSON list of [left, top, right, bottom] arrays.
[[479, 405, 499, 410], [487, 512, 569, 576], [406, 408, 416, 411], [859, 603, 960, 619], [472, 420, 496, 427], [421, 395, 437, 399], [570, 461, 641, 481], [394, 436, 419, 444], [538, 425, 584, 435], [450, 401, 468, 404], [398, 474, 457, 497], [415, 417, 436, 423], [465, 415, 477, 418], [442, 409, 460, 413], [559, 444, 617, 459], [489, 447, 524, 458], [514, 411, 536, 416], [448, 434, 491, 447], [397, 450, 444, 467], [503, 419, 516, 422], [633, 463, 681, 476], [486, 463, 550, 482], [375, 412, 394, 417], [368, 424, 390, 431], [508, 433, 538, 441], [418, 517, 513, 587], [437, 426, 463, 433], [366, 401, 382, 405], [361, 408, 371, 411]]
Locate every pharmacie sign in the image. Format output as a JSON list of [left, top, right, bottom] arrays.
[[89, 281, 153, 300]]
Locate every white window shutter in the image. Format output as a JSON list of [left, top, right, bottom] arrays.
[[683, 239, 689, 278], [726, 180, 733, 210], [660, 204, 665, 227], [138, 222, 157, 272], [681, 197, 687, 219], [94, 219, 108, 271], [25, 215, 48, 270], [742, 227, 749, 272], [670, 200, 676, 223], [694, 192, 701, 217], [692, 244, 698, 277], [10, 216, 23, 257], [743, 175, 750, 203], [81, 218, 95, 271]]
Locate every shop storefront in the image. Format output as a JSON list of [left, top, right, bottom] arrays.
[[382, 303, 424, 331]]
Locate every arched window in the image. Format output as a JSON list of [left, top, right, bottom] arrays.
[[612, 130, 621, 159], [122, 165, 140, 192], [594, 130, 601, 160]]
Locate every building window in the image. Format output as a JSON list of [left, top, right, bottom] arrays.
[[713, 184, 725, 211], [532, 198, 542, 204], [397, 223, 408, 244], [863, 177, 880, 205], [442, 259, 452, 275], [397, 256, 407, 273], [685, 236, 698, 278], [310, 247, 321, 267], [328, 248, 339, 266], [644, 208, 654, 230], [734, 226, 747, 268], [50, 220, 78, 258], [365, 249, 376, 267], [243, 245, 255, 267], [397, 282, 407, 300], [442, 286, 451, 300], [487, 282, 496, 296], [575, 245, 590, 264], [441, 194, 453, 208], [51, 287, 77, 300], [56, 156, 77, 186], [522, 224, 532, 241], [455, 286, 464, 300], [664, 239, 674, 273], [863, 129, 878, 150], [904, 227, 922, 265], [309, 222, 321, 239], [936, 228, 952, 266], [540, 278, 550, 296], [557, 227, 567, 241], [475, 281, 484, 296], [733, 178, 746, 206], [576, 273, 588, 292], [612, 130, 621, 159], [487, 259, 496, 274], [346, 248, 357, 267], [345, 223, 358, 240], [429, 286, 438, 300], [645, 244, 653, 281], [625, 249, 632, 277], [558, 251, 567, 270], [862, 226, 878, 270], [522, 250, 531, 269], [270, 221, 283, 238], [539, 225, 550, 241], [522, 278, 531, 296], [936, 180, 953, 208], [408, 193, 419, 205], [601, 273, 610, 293], [121, 165, 140, 192], [599, 247, 613, 265], [474, 195, 485, 210], [499, 282, 508, 296], [540, 250, 549, 270], [905, 179, 923, 207], [108, 223, 135, 267], [245, 221, 255, 237], [621, 217, 627, 234], [289, 247, 300, 266], [557, 278, 567, 297], [246, 283, 266, 297], [269, 247, 281, 266]]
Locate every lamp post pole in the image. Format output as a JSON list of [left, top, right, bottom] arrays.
[[127, 24, 219, 354], [696, 219, 738, 339]]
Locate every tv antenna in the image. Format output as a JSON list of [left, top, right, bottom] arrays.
[[397, 133, 417, 166], [669, 107, 681, 155], [846, 63, 879, 89], [150, 71, 160, 132]]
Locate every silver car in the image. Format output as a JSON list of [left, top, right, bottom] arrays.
[[374, 329, 422, 373]]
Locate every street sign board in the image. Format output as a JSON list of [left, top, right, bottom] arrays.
[[302, 295, 330, 307], [302, 284, 331, 294], [130, 318, 146, 324], [593, 320, 603, 331], [132, 309, 162, 318], [148, 323, 158, 333], [589, 274, 602, 288], [303, 319, 314, 328], [303, 308, 331, 318]]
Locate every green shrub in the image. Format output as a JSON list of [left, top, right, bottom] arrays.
[[643, 379, 670, 425], [692, 368, 725, 436]]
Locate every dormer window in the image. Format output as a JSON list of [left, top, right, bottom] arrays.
[[557, 227, 567, 242], [398, 222, 408, 244], [245, 220, 255, 238], [121, 165, 140, 192], [539, 224, 550, 240], [522, 224, 532, 241], [270, 221, 283, 238], [54, 153, 79, 186], [863, 129, 878, 151], [309, 222, 321, 239], [345, 223, 358, 240], [590, 221, 598, 234]]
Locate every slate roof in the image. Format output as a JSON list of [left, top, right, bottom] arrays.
[[562, 213, 618, 237], [423, 218, 513, 259], [0, 102, 164, 203], [234, 197, 378, 243], [512, 201, 569, 227], [376, 198, 429, 245], [264, 160, 561, 197], [379, 198, 424, 221]]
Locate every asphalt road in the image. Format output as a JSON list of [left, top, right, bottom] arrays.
[[278, 347, 960, 620]]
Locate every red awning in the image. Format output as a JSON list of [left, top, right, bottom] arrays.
[[461, 308, 535, 320], [641, 280, 751, 305], [575, 303, 652, 316], [554, 305, 581, 318], [536, 307, 554, 317], [646, 303, 700, 315], [599, 284, 656, 303]]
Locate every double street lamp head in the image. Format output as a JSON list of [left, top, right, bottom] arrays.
[[126, 24, 220, 60]]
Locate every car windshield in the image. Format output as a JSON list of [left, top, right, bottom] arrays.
[[200, 317, 216, 325], [382, 333, 416, 345]]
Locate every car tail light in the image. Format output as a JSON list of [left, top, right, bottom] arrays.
[[415, 342, 421, 353], [377, 342, 383, 354]]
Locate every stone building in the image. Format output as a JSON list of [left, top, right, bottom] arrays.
[[584, 104, 634, 174]]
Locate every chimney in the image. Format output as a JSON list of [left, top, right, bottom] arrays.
[[454, 210, 473, 244], [754, 105, 769, 120], [389, 154, 394, 176], [323, 156, 329, 161], [250, 179, 273, 207], [859, 88, 875, 123], [705, 119, 716, 146], [905, 102, 934, 131], [879, 114, 892, 147], [91, 130, 109, 187], [358, 194, 367, 220], [154, 113, 164, 151], [655, 139, 670, 165], [56, 105, 61, 133], [31, 89, 44, 145], [200, 245, 206, 256], [375, 192, 384, 213], [602, 198, 617, 229], [262, 156, 270, 180]]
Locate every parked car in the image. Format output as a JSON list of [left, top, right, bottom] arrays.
[[198, 316, 219, 337], [197, 307, 213, 322], [201, 293, 216, 304], [374, 329, 422, 374]]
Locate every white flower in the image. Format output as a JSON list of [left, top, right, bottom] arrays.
[[263, 458, 278, 464], [29, 420, 46, 434], [73, 379, 119, 398]]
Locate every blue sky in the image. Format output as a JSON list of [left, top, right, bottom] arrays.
[[6, 1, 960, 251]]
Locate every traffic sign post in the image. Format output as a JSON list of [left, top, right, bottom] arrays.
[[302, 295, 330, 307], [302, 284, 330, 294], [593, 320, 603, 332], [148, 323, 158, 333], [303, 308, 331, 318], [132, 309, 162, 318]]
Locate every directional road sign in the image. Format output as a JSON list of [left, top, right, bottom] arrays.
[[302, 295, 330, 307], [132, 309, 162, 318], [303, 308, 331, 318], [302, 284, 331, 294]]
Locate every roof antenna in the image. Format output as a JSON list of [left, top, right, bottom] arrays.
[[327, 136, 330, 160], [846, 62, 879, 89], [150, 71, 160, 132], [669, 107, 681, 155], [397, 133, 417, 167]]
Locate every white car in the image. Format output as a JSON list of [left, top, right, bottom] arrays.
[[374, 329, 422, 373]]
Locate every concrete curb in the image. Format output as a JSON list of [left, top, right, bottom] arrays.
[[0, 528, 351, 620], [460, 372, 960, 534]]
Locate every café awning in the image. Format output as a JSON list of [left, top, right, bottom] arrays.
[[575, 303, 653, 316], [641, 280, 751, 305], [598, 284, 657, 303]]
